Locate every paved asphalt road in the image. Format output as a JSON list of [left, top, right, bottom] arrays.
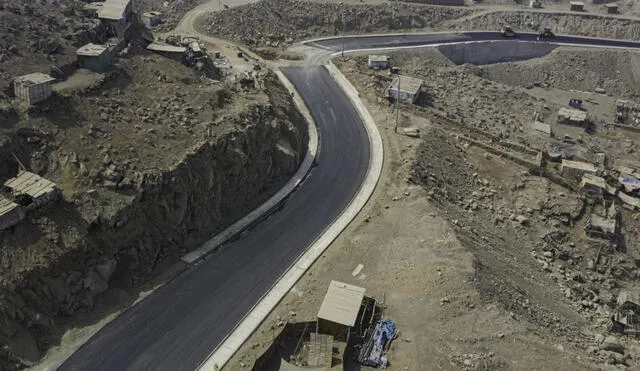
[[59, 67, 370, 370], [60, 31, 640, 371], [308, 31, 640, 51]]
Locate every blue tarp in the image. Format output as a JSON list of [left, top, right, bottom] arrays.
[[365, 320, 397, 368]]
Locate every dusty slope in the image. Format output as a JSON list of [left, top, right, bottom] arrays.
[[197, 0, 475, 47]]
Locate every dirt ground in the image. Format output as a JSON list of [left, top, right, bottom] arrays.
[[228, 46, 640, 370]]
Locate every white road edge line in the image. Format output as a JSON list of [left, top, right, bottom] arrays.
[[181, 71, 318, 264], [196, 65, 384, 370]]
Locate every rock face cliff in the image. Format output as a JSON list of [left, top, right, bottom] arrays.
[[0, 74, 308, 369]]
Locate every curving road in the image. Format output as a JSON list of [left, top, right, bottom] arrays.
[[308, 31, 640, 52], [59, 67, 370, 371], [60, 31, 640, 370]]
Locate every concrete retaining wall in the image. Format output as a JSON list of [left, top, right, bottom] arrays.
[[438, 41, 556, 65]]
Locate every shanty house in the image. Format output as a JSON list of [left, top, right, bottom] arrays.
[[317, 280, 366, 341], [557, 107, 588, 126], [386, 75, 423, 104], [604, 3, 618, 13], [0, 196, 25, 230], [141, 11, 162, 27], [529, 0, 542, 7], [77, 43, 112, 72], [580, 174, 607, 198], [561, 159, 597, 179], [585, 213, 618, 241], [3, 171, 59, 210], [532, 121, 553, 136], [147, 42, 186, 61], [570, 1, 585, 11], [13, 73, 56, 105], [368, 55, 390, 70], [98, 0, 133, 38]]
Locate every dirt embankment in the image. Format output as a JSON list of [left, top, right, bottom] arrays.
[[197, 0, 475, 47], [476, 48, 640, 99], [0, 70, 308, 369], [447, 10, 640, 40]]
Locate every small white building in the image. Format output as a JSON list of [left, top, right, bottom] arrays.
[[570, 1, 585, 11], [368, 55, 390, 70], [385, 75, 423, 103], [13, 73, 56, 105], [529, 0, 542, 7]]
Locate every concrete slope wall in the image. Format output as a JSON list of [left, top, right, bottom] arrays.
[[438, 41, 556, 65]]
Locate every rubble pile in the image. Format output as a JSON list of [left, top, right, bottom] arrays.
[[199, 0, 474, 47], [449, 10, 640, 41]]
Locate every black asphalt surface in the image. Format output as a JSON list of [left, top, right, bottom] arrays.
[[59, 67, 370, 371], [308, 31, 640, 51], [60, 31, 640, 371]]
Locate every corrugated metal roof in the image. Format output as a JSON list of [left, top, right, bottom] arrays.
[[368, 55, 388, 62], [558, 107, 587, 122], [0, 196, 20, 216], [147, 42, 186, 53], [14, 73, 56, 85], [387, 75, 423, 95], [77, 43, 109, 57], [98, 0, 131, 20], [317, 280, 365, 327], [532, 120, 551, 135], [4, 171, 57, 199]]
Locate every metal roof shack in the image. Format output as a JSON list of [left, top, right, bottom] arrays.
[[386, 75, 423, 103], [558, 107, 588, 125], [317, 281, 365, 341], [98, 0, 132, 21], [141, 11, 162, 27], [14, 73, 56, 105], [532, 120, 553, 136], [580, 174, 607, 197], [604, 3, 618, 13], [561, 159, 597, 178], [0, 196, 25, 230], [4, 171, 59, 209], [77, 43, 112, 71], [368, 55, 389, 69], [318, 281, 365, 327], [570, 1, 585, 11]]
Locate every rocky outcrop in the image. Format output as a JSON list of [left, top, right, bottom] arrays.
[[0, 76, 309, 368], [199, 0, 474, 47]]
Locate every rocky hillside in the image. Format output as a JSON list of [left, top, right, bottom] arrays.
[[0, 70, 308, 369], [477, 48, 640, 99], [198, 0, 475, 47], [447, 10, 640, 40]]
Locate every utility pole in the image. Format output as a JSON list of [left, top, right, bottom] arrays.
[[340, 2, 345, 57], [395, 76, 400, 133]]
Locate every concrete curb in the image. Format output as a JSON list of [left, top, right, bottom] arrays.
[[197, 65, 384, 371], [181, 70, 318, 264]]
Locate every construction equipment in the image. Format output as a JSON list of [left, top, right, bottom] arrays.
[[537, 27, 555, 41], [500, 26, 519, 38]]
